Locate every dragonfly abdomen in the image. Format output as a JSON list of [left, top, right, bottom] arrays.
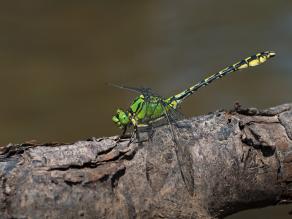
[[168, 51, 275, 106]]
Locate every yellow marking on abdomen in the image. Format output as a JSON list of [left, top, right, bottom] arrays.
[[236, 62, 248, 69], [166, 51, 276, 105], [248, 59, 261, 66]]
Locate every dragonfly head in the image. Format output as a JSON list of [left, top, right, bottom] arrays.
[[112, 109, 130, 129]]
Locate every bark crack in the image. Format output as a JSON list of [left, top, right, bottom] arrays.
[[278, 114, 292, 141]]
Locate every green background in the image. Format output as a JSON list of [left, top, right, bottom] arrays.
[[0, 1, 291, 218]]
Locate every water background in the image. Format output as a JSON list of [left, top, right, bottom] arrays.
[[0, 1, 291, 218]]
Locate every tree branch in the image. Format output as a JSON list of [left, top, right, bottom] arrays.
[[0, 103, 292, 219]]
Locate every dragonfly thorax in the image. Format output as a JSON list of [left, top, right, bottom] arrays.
[[112, 94, 173, 129]]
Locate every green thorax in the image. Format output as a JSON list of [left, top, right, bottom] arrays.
[[129, 95, 175, 124]]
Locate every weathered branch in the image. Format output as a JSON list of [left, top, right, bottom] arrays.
[[0, 103, 292, 219]]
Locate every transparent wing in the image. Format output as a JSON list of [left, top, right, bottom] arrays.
[[161, 103, 195, 195], [142, 99, 194, 195], [108, 83, 163, 99]]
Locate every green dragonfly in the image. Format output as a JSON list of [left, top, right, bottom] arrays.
[[112, 51, 276, 193], [112, 51, 275, 133]]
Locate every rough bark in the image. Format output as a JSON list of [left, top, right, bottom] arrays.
[[0, 103, 292, 219]]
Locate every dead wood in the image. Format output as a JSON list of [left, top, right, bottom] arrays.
[[0, 103, 292, 219]]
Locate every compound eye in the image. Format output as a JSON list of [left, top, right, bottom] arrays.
[[112, 115, 119, 123]]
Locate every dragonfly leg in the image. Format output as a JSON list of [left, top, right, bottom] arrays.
[[116, 126, 130, 143], [129, 125, 139, 145], [121, 126, 128, 138], [146, 124, 155, 141]]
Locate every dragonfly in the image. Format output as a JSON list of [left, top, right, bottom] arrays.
[[111, 51, 276, 194]]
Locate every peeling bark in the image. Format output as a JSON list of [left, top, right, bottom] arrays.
[[0, 103, 292, 219]]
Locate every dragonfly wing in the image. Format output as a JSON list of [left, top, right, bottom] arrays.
[[160, 103, 195, 195], [109, 83, 164, 99], [143, 101, 185, 193], [108, 83, 143, 94], [143, 122, 175, 193]]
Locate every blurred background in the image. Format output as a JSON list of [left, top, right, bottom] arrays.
[[0, 0, 291, 218]]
